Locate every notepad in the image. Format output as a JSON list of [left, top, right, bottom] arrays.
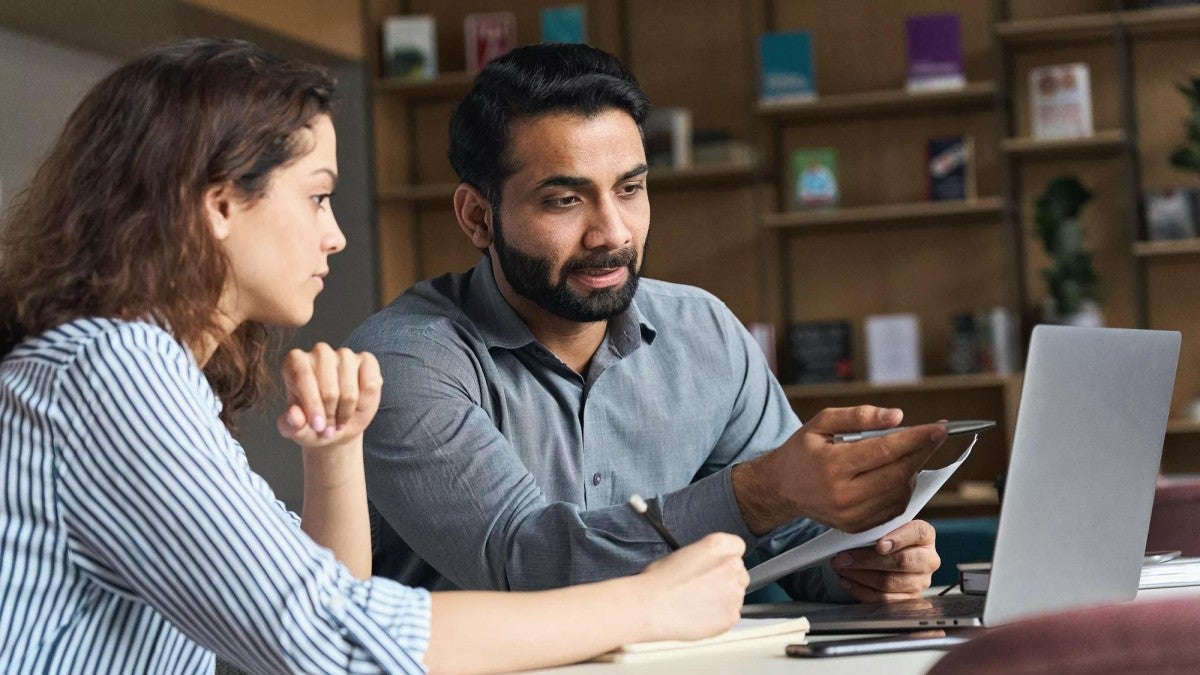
[[590, 617, 810, 663]]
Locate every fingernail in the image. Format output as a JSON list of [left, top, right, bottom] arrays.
[[883, 408, 902, 422], [321, 427, 335, 440], [880, 539, 895, 554], [931, 428, 948, 443], [284, 414, 297, 429], [312, 415, 326, 432]]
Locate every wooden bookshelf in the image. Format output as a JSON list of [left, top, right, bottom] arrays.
[[647, 160, 763, 190], [1001, 129, 1126, 161], [994, 13, 1117, 45], [1167, 419, 1200, 435], [783, 373, 1016, 400], [1122, 5, 1200, 37], [763, 198, 1005, 234], [377, 182, 456, 206], [375, 71, 473, 101], [755, 81, 996, 122], [1134, 239, 1200, 259]]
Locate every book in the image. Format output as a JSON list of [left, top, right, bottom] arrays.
[[975, 306, 1017, 375], [959, 557, 1200, 595], [926, 135, 976, 201], [643, 107, 693, 168], [1029, 63, 1094, 139], [791, 148, 839, 209], [465, 12, 517, 74], [540, 5, 586, 44], [905, 13, 966, 92], [759, 31, 816, 103], [591, 617, 810, 664], [381, 15, 437, 80], [786, 321, 852, 384], [947, 312, 981, 375], [1144, 188, 1199, 241], [865, 314, 922, 384]]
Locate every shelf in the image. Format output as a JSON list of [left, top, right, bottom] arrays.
[[994, 13, 1117, 45], [1001, 129, 1126, 161], [375, 71, 474, 101], [762, 197, 1005, 234], [377, 161, 763, 205], [1133, 239, 1200, 259], [925, 493, 1000, 510], [782, 373, 1016, 399], [755, 81, 996, 122], [1167, 419, 1200, 435], [648, 161, 763, 190], [1122, 5, 1200, 37]]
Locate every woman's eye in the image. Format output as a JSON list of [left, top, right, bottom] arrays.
[[312, 193, 333, 208]]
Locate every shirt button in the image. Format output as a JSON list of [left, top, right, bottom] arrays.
[[592, 472, 602, 486]]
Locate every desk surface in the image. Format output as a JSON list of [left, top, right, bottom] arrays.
[[534, 586, 1200, 674]]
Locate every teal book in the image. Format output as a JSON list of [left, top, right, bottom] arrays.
[[759, 31, 816, 103], [540, 5, 586, 44]]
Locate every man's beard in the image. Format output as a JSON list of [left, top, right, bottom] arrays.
[[492, 215, 643, 323]]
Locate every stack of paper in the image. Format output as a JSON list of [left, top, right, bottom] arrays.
[[591, 617, 810, 664], [1139, 557, 1200, 589]]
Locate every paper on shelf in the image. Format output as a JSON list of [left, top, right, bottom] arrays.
[[590, 617, 810, 663], [747, 439, 976, 592]]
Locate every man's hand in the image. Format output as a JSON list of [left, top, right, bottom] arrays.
[[831, 520, 940, 602], [732, 406, 947, 534]]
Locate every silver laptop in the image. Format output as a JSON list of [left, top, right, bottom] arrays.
[[746, 325, 1180, 632]]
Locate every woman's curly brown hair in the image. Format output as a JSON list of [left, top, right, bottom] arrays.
[[0, 38, 336, 431]]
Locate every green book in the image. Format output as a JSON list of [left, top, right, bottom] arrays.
[[791, 148, 839, 209]]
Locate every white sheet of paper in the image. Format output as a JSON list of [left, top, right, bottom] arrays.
[[747, 438, 976, 592]]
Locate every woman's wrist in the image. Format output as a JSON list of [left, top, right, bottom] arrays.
[[301, 438, 364, 491]]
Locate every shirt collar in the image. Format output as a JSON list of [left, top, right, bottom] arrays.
[[465, 254, 659, 353]]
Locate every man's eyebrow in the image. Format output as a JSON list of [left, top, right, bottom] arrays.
[[312, 168, 339, 189], [619, 164, 649, 182], [534, 174, 592, 190]]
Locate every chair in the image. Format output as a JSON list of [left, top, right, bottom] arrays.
[[1145, 477, 1200, 556], [926, 595, 1200, 674]]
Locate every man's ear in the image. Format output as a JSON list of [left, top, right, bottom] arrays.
[[454, 183, 496, 250], [203, 183, 235, 241]]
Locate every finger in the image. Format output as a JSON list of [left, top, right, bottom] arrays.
[[833, 542, 940, 574], [356, 352, 382, 416], [838, 575, 924, 603], [837, 569, 928, 597], [335, 349, 360, 429], [877, 520, 936, 555], [312, 343, 339, 436], [844, 423, 948, 475], [282, 349, 326, 432], [275, 404, 307, 439], [803, 406, 904, 436]]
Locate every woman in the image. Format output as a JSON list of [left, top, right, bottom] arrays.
[[0, 39, 748, 674]]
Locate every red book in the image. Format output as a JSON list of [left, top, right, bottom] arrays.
[[465, 12, 516, 74]]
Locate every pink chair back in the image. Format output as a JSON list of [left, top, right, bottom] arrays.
[[1146, 478, 1200, 556], [927, 596, 1200, 674]]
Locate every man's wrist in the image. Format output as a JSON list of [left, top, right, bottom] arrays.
[[731, 456, 791, 536]]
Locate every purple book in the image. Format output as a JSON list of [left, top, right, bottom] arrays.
[[905, 13, 965, 92]]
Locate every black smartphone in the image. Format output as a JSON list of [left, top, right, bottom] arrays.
[[785, 634, 969, 658]]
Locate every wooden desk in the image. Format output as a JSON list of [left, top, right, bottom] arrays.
[[534, 586, 1200, 674]]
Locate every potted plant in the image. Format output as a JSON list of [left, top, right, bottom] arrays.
[[1170, 76, 1200, 175], [1034, 176, 1103, 326]]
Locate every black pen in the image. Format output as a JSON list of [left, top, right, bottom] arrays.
[[628, 494, 681, 550]]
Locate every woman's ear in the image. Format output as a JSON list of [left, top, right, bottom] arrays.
[[453, 183, 495, 250], [203, 183, 235, 241]]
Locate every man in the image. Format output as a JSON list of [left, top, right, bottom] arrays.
[[347, 43, 944, 602]]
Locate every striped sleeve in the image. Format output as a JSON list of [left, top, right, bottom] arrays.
[[49, 323, 430, 674]]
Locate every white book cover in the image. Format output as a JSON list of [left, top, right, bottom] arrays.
[[381, 15, 437, 80], [865, 314, 922, 384], [643, 107, 693, 169], [1029, 63, 1093, 139]]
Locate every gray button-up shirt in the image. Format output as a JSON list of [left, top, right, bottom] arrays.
[[348, 256, 847, 600]]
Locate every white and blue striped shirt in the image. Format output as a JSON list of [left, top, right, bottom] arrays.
[[0, 318, 431, 673]]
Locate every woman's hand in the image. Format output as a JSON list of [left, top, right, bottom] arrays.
[[276, 343, 382, 449], [634, 533, 749, 643]]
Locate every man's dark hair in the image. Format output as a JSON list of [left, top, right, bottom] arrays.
[[448, 43, 650, 206]]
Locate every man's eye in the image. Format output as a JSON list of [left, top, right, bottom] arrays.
[[547, 195, 579, 207], [622, 182, 646, 195]]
